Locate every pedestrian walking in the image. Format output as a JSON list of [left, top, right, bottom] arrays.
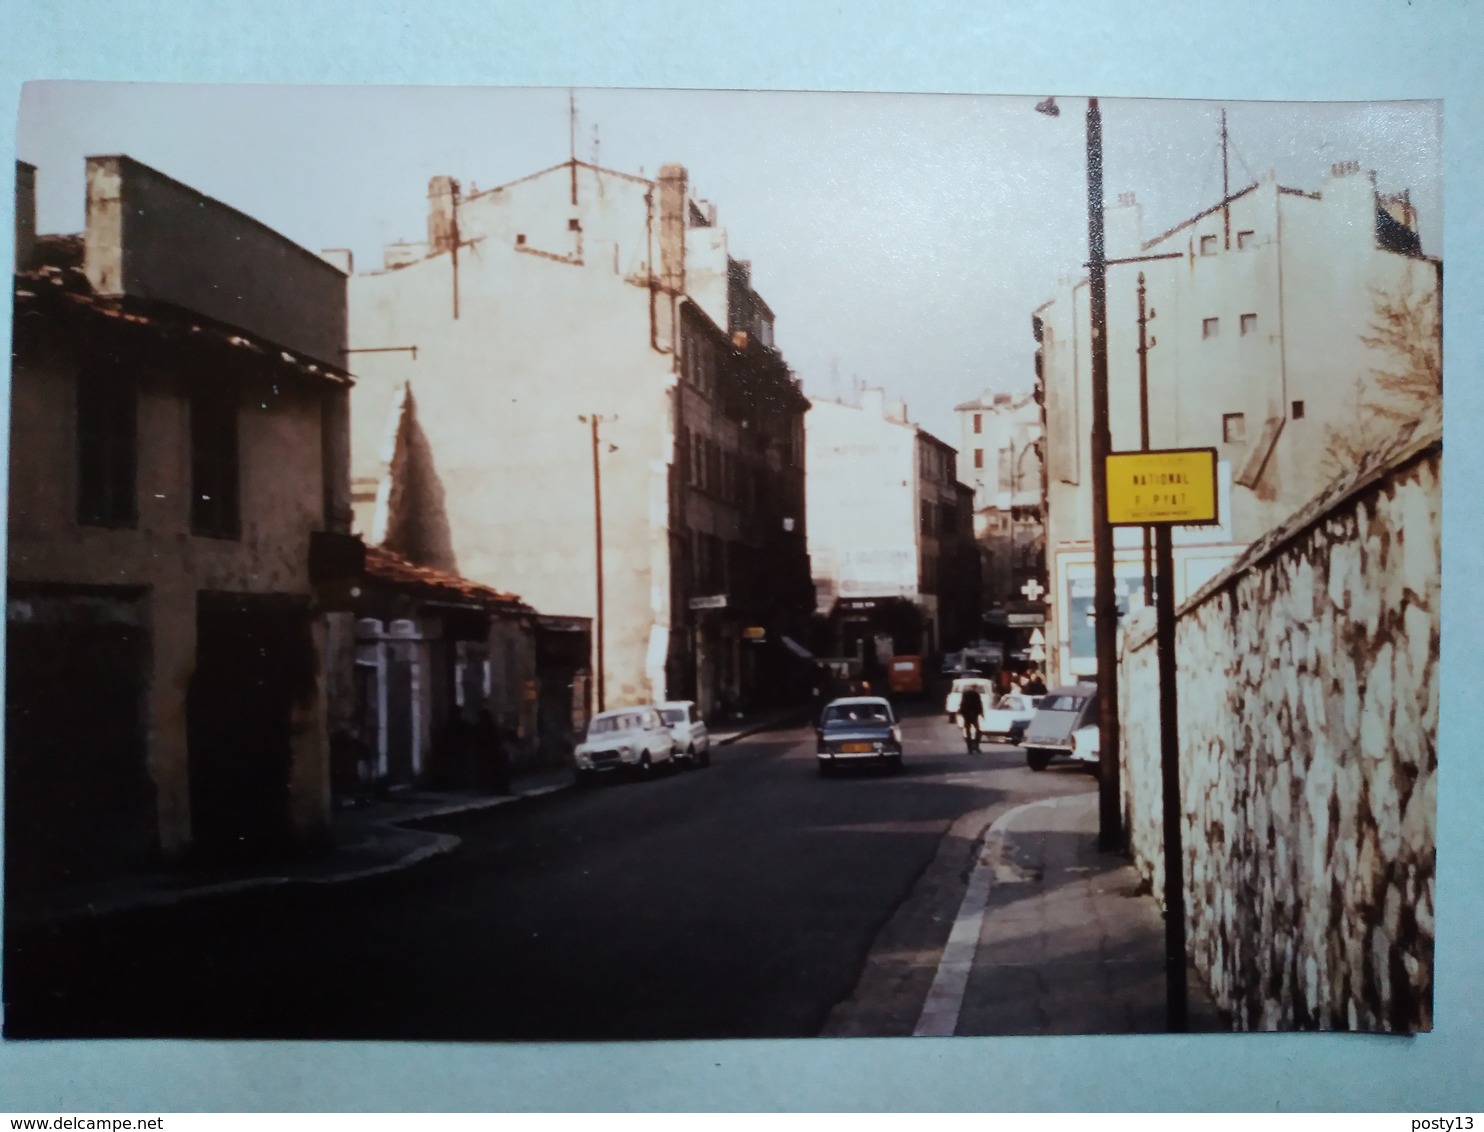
[[958, 684, 985, 753]]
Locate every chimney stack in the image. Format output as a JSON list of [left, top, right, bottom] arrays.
[[427, 175, 461, 255], [657, 163, 688, 295], [14, 161, 35, 272], [320, 247, 354, 274]]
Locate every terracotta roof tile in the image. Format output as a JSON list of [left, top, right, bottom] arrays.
[[363, 544, 529, 610]]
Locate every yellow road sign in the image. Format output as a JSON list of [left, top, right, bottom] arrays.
[[1105, 448, 1219, 526]]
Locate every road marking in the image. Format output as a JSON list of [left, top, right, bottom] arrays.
[[911, 794, 1064, 1037]]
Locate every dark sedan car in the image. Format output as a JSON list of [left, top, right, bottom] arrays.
[[815, 696, 903, 776]]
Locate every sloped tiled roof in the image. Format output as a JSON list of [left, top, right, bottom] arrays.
[[363, 544, 529, 611]]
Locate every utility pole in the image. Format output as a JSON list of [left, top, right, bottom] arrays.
[[1137, 271, 1154, 606], [1084, 97, 1123, 852], [581, 413, 614, 712]]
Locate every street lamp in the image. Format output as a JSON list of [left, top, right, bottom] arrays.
[[578, 413, 617, 713], [1037, 94, 1122, 851]]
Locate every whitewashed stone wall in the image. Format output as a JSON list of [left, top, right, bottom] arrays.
[[1118, 430, 1439, 1032]]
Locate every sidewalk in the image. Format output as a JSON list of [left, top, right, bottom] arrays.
[[914, 790, 1227, 1035], [11, 703, 809, 929]]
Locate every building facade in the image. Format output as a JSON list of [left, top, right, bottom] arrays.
[[954, 389, 1046, 609], [7, 157, 353, 902], [1035, 164, 1441, 683], [344, 160, 813, 721], [806, 388, 978, 663]]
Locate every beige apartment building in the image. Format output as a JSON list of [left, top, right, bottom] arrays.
[[1035, 162, 1441, 683], [343, 160, 813, 719]]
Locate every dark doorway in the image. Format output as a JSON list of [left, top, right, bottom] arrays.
[[4, 591, 154, 904], [188, 593, 315, 863]]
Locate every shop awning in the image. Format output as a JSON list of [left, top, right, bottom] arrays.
[[781, 635, 814, 659]]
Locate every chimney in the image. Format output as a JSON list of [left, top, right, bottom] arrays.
[[657, 163, 687, 294], [14, 161, 35, 272], [887, 399, 909, 424], [84, 156, 125, 296], [427, 175, 461, 255], [320, 247, 354, 274], [861, 387, 886, 418]]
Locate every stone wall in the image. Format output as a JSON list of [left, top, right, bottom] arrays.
[[1118, 428, 1439, 1032]]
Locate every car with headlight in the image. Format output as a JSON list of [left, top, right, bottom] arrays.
[[573, 706, 677, 785], [1021, 683, 1099, 773], [815, 696, 903, 776], [655, 700, 710, 768], [980, 692, 1044, 744]]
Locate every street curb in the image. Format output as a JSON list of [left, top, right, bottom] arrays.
[[713, 707, 812, 746], [11, 783, 571, 931]]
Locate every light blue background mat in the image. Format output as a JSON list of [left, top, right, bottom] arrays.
[[1, 0, 1480, 1112]]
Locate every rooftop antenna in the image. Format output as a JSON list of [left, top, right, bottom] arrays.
[[1221, 107, 1231, 249], [569, 89, 579, 205], [829, 357, 841, 401], [592, 123, 600, 168]]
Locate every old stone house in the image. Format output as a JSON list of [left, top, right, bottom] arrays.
[[343, 160, 813, 719], [1035, 163, 1441, 683], [330, 544, 590, 793], [6, 156, 355, 903]]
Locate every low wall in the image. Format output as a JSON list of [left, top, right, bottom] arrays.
[[1118, 429, 1439, 1032]]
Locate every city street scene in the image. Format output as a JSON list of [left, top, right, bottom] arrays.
[[3, 86, 1440, 1039]]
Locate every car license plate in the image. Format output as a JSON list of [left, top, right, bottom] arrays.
[[840, 742, 873, 753]]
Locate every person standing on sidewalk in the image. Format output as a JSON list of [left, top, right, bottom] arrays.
[[958, 685, 985, 753]]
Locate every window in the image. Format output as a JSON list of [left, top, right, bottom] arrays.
[[1240, 313, 1258, 337], [568, 218, 581, 232], [678, 427, 693, 485], [191, 386, 240, 539], [1222, 413, 1247, 444], [76, 364, 138, 528], [515, 233, 526, 246], [973, 448, 984, 469], [1237, 229, 1256, 250], [973, 413, 982, 435], [1292, 400, 1306, 420], [1202, 317, 1220, 339], [1199, 234, 1218, 256]]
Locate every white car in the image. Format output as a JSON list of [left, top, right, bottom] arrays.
[[573, 706, 677, 785], [979, 693, 1044, 745], [945, 677, 995, 724], [656, 700, 711, 768]]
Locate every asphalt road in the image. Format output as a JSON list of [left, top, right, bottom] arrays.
[[3, 704, 1096, 1041]]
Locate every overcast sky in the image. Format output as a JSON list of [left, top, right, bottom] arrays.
[[17, 84, 1440, 442]]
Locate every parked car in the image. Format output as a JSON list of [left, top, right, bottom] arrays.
[[939, 650, 965, 676], [945, 676, 995, 724], [815, 696, 903, 776], [656, 700, 710, 768], [1020, 683, 1099, 772], [573, 706, 677, 785], [979, 692, 1044, 744]]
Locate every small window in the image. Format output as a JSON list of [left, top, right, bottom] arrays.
[[1222, 413, 1247, 444], [191, 386, 241, 539], [1202, 317, 1220, 339], [568, 218, 581, 232], [973, 413, 982, 435], [1237, 229, 1256, 250], [1292, 400, 1306, 420], [76, 364, 138, 528], [1240, 313, 1258, 336], [1199, 234, 1219, 256], [973, 448, 984, 469], [515, 233, 527, 246]]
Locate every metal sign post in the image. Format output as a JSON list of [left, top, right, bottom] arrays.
[[1105, 446, 1218, 1033]]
